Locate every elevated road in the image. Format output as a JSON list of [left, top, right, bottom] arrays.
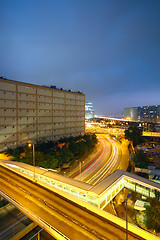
[[0, 165, 145, 240]]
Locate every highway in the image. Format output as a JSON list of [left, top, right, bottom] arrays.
[[0, 165, 144, 240], [69, 137, 106, 179], [73, 135, 129, 185], [0, 204, 55, 240], [0, 207, 32, 240]]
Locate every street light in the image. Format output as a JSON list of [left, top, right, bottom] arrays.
[[79, 161, 82, 175], [126, 193, 131, 240], [28, 143, 35, 181]]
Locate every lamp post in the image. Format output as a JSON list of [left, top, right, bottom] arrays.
[[126, 193, 131, 240], [79, 161, 82, 175], [28, 143, 35, 181]]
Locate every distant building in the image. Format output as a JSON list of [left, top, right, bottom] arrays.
[[85, 102, 95, 119], [149, 169, 160, 184], [0, 77, 85, 151], [124, 105, 160, 123]]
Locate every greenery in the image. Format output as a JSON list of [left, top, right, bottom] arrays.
[[5, 146, 24, 161], [124, 123, 145, 147], [0, 199, 8, 208], [144, 199, 160, 233], [133, 149, 149, 169], [5, 134, 98, 169]]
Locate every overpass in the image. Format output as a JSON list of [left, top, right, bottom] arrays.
[[0, 160, 160, 240]]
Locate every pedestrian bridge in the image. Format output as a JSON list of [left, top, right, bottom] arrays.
[[0, 160, 160, 240], [4, 161, 157, 209]]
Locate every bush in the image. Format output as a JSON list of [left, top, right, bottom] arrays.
[[4, 134, 98, 169]]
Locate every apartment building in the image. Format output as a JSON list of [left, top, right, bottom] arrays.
[[0, 77, 85, 151], [124, 105, 160, 123]]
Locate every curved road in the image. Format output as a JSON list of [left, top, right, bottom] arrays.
[[73, 134, 129, 185]]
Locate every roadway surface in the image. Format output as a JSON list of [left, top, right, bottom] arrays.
[[0, 204, 56, 240], [0, 207, 31, 240], [0, 165, 143, 240], [72, 135, 129, 185]]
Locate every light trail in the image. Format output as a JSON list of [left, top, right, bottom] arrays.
[[74, 135, 121, 185], [87, 137, 119, 185], [74, 137, 111, 181], [70, 138, 105, 178]]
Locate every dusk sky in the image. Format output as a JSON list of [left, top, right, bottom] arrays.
[[1, 0, 160, 115]]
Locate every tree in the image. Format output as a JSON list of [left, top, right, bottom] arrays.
[[45, 154, 59, 169], [4, 134, 98, 168], [144, 204, 160, 232], [133, 149, 148, 168], [125, 124, 145, 147], [76, 140, 88, 156], [58, 148, 74, 163], [5, 146, 24, 161]]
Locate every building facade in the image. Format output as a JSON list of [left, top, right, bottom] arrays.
[[0, 77, 85, 151], [85, 102, 95, 120], [124, 105, 160, 122]]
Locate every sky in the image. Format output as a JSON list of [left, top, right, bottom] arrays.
[[1, 0, 160, 116]]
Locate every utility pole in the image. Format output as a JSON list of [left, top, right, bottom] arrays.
[[126, 193, 131, 240], [28, 143, 35, 181], [79, 161, 82, 174]]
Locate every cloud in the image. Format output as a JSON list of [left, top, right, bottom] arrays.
[[0, 0, 160, 115]]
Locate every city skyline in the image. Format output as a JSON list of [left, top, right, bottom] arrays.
[[1, 0, 160, 115]]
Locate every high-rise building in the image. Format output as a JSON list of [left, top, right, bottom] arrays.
[[0, 77, 85, 151], [85, 102, 95, 119], [124, 105, 160, 122]]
